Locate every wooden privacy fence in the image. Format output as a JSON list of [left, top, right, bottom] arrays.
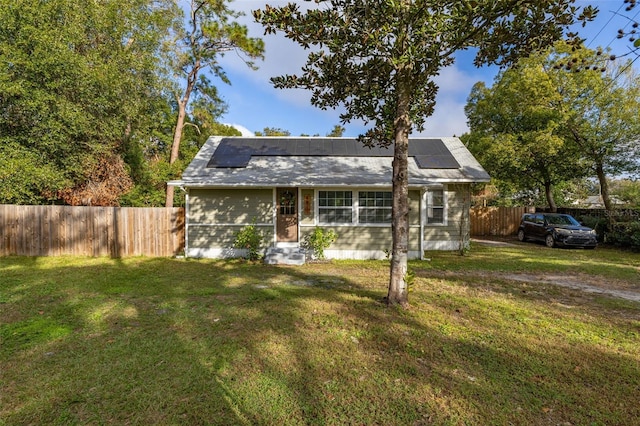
[[1, 204, 531, 257], [0, 205, 184, 257], [470, 206, 534, 237]]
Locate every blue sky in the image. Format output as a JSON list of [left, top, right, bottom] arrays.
[[215, 1, 639, 138]]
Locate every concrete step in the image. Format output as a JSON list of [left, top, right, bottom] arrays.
[[264, 247, 306, 265]]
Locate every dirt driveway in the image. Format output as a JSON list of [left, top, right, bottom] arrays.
[[471, 238, 640, 303]]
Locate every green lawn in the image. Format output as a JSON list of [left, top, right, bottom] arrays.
[[1, 243, 639, 425]]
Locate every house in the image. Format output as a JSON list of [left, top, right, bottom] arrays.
[[168, 136, 490, 262], [571, 195, 625, 209]]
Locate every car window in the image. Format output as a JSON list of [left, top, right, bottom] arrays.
[[545, 215, 579, 226], [534, 214, 544, 225]]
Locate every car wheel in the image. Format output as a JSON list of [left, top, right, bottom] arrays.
[[545, 234, 555, 248], [517, 229, 526, 242]]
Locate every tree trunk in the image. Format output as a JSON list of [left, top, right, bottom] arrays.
[[165, 100, 187, 208], [595, 163, 612, 211], [387, 79, 411, 307], [388, 132, 410, 307], [165, 58, 199, 208], [544, 181, 557, 212]]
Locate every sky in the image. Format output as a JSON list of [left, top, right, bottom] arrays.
[[214, 1, 640, 138]]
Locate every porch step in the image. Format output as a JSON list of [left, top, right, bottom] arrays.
[[264, 247, 306, 265]]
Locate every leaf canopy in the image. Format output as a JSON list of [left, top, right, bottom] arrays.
[[254, 0, 597, 144]]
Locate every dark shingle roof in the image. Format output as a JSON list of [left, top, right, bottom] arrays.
[[206, 137, 460, 169], [169, 136, 490, 188]]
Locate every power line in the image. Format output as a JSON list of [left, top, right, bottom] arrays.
[[586, 3, 625, 48]]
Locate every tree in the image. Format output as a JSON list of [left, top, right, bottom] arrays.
[[326, 125, 345, 137], [467, 41, 640, 212], [0, 0, 176, 205], [255, 0, 596, 306], [165, 0, 264, 207], [254, 127, 291, 136], [610, 179, 640, 207], [557, 55, 640, 210], [464, 44, 589, 211], [121, 116, 241, 207]]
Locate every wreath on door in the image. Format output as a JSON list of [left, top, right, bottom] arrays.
[[280, 191, 295, 207]]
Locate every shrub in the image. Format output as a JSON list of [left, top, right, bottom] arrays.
[[577, 215, 609, 242], [606, 221, 640, 251], [234, 221, 264, 260], [302, 227, 337, 260]]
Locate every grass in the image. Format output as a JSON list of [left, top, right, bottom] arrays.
[[1, 242, 639, 425]]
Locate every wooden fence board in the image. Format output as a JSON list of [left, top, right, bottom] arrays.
[[2, 204, 526, 256], [0, 205, 184, 257], [470, 206, 534, 237]]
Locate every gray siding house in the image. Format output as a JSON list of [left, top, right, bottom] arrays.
[[169, 136, 490, 260]]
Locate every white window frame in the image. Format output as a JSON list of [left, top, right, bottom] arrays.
[[357, 191, 393, 224], [317, 190, 354, 224], [425, 186, 447, 226], [315, 189, 396, 227]]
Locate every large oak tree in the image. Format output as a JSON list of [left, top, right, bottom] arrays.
[[0, 0, 176, 205], [466, 41, 640, 211], [464, 43, 588, 211], [254, 0, 596, 306]]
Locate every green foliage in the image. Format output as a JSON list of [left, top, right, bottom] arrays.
[[326, 125, 345, 137], [576, 215, 609, 242], [0, 0, 252, 207], [0, 141, 65, 204], [234, 221, 264, 261], [0, 0, 178, 204], [606, 220, 640, 250], [466, 41, 640, 211], [302, 227, 337, 260], [464, 43, 590, 210], [405, 268, 416, 293], [165, 0, 264, 206], [611, 179, 640, 208], [254, 127, 291, 136], [120, 119, 240, 207], [255, 1, 595, 144]]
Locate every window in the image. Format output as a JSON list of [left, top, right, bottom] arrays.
[[358, 191, 392, 223], [317, 190, 395, 225], [279, 190, 296, 215], [427, 188, 445, 224], [318, 191, 353, 223]]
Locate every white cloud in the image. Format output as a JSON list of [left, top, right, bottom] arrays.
[[220, 1, 493, 137], [416, 100, 469, 137], [221, 1, 327, 106]]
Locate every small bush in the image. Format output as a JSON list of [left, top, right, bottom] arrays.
[[234, 221, 264, 260], [302, 227, 337, 260], [577, 215, 609, 242], [606, 221, 640, 251]]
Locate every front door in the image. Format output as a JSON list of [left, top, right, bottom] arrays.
[[276, 188, 298, 242]]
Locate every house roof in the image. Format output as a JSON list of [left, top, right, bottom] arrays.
[[169, 136, 490, 188]]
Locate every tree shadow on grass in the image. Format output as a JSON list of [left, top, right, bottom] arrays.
[[1, 257, 639, 425]]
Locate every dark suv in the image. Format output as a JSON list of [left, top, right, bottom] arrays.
[[517, 213, 597, 249]]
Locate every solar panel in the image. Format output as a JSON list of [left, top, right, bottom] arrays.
[[206, 138, 460, 169], [414, 155, 460, 169]]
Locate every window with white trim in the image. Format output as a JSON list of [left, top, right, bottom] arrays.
[[427, 188, 445, 224], [318, 191, 353, 223], [358, 191, 392, 223]]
